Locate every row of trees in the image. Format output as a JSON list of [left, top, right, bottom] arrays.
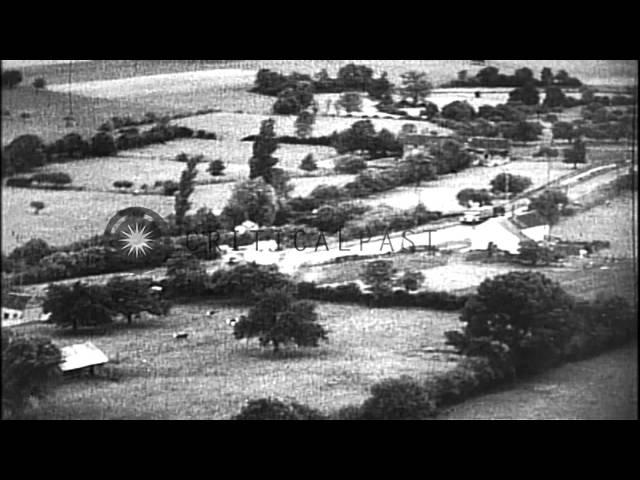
[[444, 66, 582, 88]]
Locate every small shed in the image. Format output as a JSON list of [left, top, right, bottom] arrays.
[[59, 342, 109, 375]]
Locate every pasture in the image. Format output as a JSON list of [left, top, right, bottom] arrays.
[[16, 302, 461, 419]]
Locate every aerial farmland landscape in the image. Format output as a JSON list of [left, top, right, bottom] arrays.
[[1, 59, 637, 420]]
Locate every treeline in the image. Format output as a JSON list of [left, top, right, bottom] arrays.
[[1, 123, 215, 178], [442, 66, 582, 88], [252, 64, 393, 98]]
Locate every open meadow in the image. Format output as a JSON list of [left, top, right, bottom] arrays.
[[16, 301, 461, 419]]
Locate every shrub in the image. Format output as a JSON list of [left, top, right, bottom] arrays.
[[31, 172, 72, 185], [232, 398, 325, 420], [398, 270, 425, 292], [9, 238, 52, 265], [533, 146, 559, 157], [32, 77, 46, 90], [360, 376, 436, 420], [362, 260, 396, 297], [334, 155, 367, 174], [113, 180, 134, 189], [299, 153, 318, 171], [30, 201, 45, 214], [456, 188, 493, 207], [207, 159, 226, 177]]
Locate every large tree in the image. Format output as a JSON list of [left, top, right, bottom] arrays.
[[543, 86, 567, 108], [106, 276, 170, 324], [456, 188, 493, 207], [446, 271, 574, 373], [398, 71, 433, 106], [249, 119, 279, 184], [233, 288, 328, 353], [221, 177, 278, 227], [174, 155, 199, 229], [563, 137, 587, 169], [2, 134, 47, 177], [362, 260, 396, 298], [337, 63, 374, 91], [508, 82, 540, 105], [530, 189, 570, 225]]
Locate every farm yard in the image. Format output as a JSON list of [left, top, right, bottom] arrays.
[[2, 60, 637, 421], [15, 302, 460, 419]]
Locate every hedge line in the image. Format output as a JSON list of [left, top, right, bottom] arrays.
[[296, 281, 467, 310]]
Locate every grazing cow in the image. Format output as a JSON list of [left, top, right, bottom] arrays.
[[226, 315, 246, 327], [207, 310, 217, 316], [173, 332, 188, 340]]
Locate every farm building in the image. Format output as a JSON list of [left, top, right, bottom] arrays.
[[467, 137, 511, 166], [400, 134, 454, 159], [470, 210, 550, 254], [59, 342, 109, 375], [1, 293, 42, 327]]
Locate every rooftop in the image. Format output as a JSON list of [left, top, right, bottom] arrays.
[[510, 210, 548, 229]]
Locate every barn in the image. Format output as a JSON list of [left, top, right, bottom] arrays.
[[1, 293, 41, 327]]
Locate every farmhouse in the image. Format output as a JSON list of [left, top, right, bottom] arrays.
[[400, 134, 454, 159], [467, 137, 511, 166], [470, 210, 550, 254], [2, 293, 41, 327]]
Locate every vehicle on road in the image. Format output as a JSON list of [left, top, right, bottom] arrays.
[[460, 205, 505, 224]]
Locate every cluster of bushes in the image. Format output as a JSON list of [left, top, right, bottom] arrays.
[[331, 120, 402, 158], [232, 271, 636, 420]]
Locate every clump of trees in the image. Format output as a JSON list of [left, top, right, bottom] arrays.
[[443, 66, 582, 88], [42, 277, 170, 331], [456, 188, 493, 207], [32, 77, 46, 93], [332, 120, 401, 158], [334, 155, 368, 174], [249, 119, 280, 185], [294, 111, 315, 138], [174, 156, 199, 229], [398, 71, 433, 106], [490, 173, 532, 195], [336, 92, 363, 113], [233, 288, 328, 353], [445, 271, 575, 373], [362, 260, 396, 298]]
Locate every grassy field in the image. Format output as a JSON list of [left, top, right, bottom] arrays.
[[17, 301, 460, 419]]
